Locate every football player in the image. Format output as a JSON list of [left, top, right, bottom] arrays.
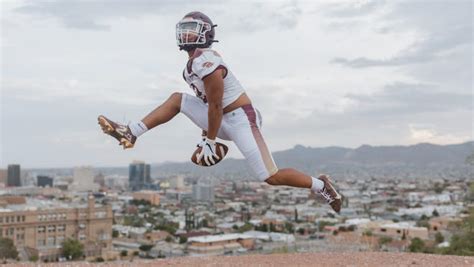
[[98, 11, 342, 212]]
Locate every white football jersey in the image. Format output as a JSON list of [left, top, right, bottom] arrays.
[[182, 48, 245, 108]]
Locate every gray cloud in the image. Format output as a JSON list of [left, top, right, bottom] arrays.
[[345, 82, 472, 115], [330, 1, 472, 68], [15, 0, 302, 32], [332, 24, 471, 68], [14, 0, 213, 30], [323, 0, 386, 18], [261, 81, 472, 149]]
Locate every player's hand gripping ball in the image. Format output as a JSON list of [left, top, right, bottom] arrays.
[[191, 138, 228, 166]]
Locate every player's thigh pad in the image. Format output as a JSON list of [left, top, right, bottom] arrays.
[[223, 105, 278, 181], [180, 93, 230, 140]]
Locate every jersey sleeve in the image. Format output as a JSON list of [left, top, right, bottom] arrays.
[[191, 50, 226, 80]]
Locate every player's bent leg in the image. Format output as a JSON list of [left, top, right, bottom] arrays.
[[264, 168, 312, 188], [265, 170, 342, 213], [98, 92, 183, 149], [223, 105, 342, 212], [224, 105, 278, 179], [142, 92, 182, 130]]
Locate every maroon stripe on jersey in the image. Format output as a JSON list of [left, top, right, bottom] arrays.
[[242, 105, 278, 177], [201, 65, 228, 80]]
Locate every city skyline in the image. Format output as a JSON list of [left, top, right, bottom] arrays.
[[2, 0, 472, 168]]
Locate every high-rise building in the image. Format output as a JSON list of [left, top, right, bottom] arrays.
[[37, 176, 53, 187], [72, 166, 99, 192], [129, 161, 151, 191], [7, 164, 21, 187], [169, 175, 185, 190], [192, 178, 214, 202], [94, 172, 105, 187], [0, 169, 7, 185]]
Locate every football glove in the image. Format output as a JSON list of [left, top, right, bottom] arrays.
[[196, 137, 220, 166], [197, 136, 206, 148]]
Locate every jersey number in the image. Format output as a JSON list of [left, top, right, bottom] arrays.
[[191, 83, 207, 103]]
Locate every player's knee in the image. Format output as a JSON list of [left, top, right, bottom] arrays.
[[170, 92, 182, 110], [264, 171, 281, 185]]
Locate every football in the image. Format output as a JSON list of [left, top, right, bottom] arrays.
[[191, 142, 229, 166]]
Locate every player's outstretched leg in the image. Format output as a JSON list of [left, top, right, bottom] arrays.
[[98, 92, 182, 149], [265, 169, 342, 213]]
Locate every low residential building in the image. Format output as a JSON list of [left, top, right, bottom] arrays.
[[429, 216, 462, 232], [0, 195, 112, 262], [187, 233, 255, 255], [132, 190, 160, 206], [370, 222, 429, 240]]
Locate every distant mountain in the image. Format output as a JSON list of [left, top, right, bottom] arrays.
[[151, 141, 474, 180], [26, 141, 474, 180]]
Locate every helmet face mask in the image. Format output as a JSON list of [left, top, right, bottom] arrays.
[[176, 18, 211, 47], [176, 12, 217, 51]]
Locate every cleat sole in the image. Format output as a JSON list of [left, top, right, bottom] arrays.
[[98, 116, 115, 134]]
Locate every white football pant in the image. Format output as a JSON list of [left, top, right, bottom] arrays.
[[180, 93, 278, 181]]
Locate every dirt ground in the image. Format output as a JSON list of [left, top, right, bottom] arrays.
[[9, 252, 474, 267]]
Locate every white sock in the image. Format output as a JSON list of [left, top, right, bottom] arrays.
[[311, 176, 324, 193], [129, 121, 148, 137]]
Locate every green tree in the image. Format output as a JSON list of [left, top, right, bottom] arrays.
[[409, 238, 425, 253], [0, 237, 18, 259], [112, 230, 119, 238], [284, 222, 295, 233], [379, 236, 393, 246], [416, 216, 430, 228], [139, 244, 153, 252], [62, 239, 84, 260], [255, 224, 268, 232], [120, 250, 128, 257], [130, 199, 152, 206], [155, 222, 178, 235], [317, 221, 335, 232], [363, 230, 372, 236], [432, 209, 440, 217], [165, 236, 173, 243], [179, 236, 188, 244], [238, 223, 253, 233], [440, 208, 474, 256], [468, 182, 474, 203], [123, 215, 145, 228], [434, 183, 444, 194], [269, 223, 277, 232], [435, 232, 444, 244]]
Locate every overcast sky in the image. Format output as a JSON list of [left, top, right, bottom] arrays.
[[1, 0, 472, 168]]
